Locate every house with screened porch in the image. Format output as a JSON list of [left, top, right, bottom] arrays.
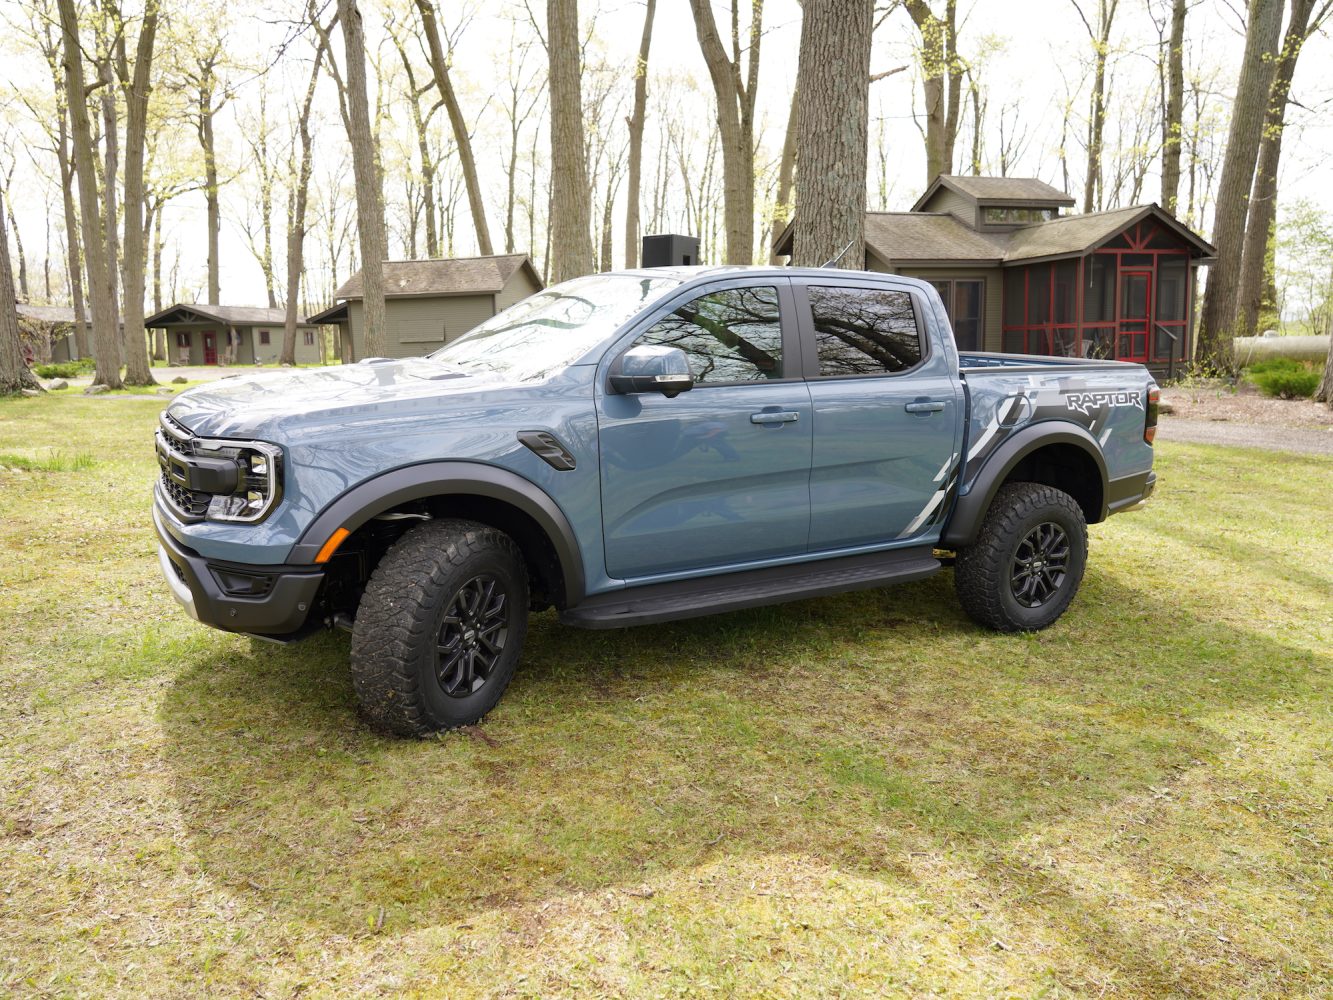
[[773, 175, 1215, 378]]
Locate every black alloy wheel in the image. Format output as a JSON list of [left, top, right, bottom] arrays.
[[437, 574, 510, 698], [1009, 522, 1070, 608]]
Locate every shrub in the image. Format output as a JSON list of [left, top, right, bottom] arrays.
[[1246, 357, 1320, 399], [34, 362, 81, 379]]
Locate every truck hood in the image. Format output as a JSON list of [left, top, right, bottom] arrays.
[[166, 358, 515, 441]]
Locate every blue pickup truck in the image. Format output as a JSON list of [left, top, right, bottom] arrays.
[[154, 267, 1158, 735]]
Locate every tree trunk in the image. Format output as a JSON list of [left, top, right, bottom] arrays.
[[1237, 0, 1324, 338], [1077, 0, 1119, 214], [792, 0, 873, 269], [769, 88, 798, 264], [58, 111, 89, 359], [688, 0, 762, 264], [546, 0, 595, 281], [3, 185, 29, 301], [118, 0, 159, 386], [1316, 327, 1333, 407], [337, 0, 388, 356], [623, 0, 656, 268], [414, 0, 493, 256], [1160, 0, 1186, 213], [196, 56, 222, 305], [905, 0, 961, 183], [0, 175, 42, 394], [98, 38, 123, 365], [1195, 0, 1284, 371], [283, 31, 327, 366], [57, 0, 121, 388]]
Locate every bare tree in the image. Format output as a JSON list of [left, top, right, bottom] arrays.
[[283, 24, 330, 366], [1069, 0, 1120, 213], [546, 0, 595, 281], [793, 0, 874, 268], [331, 0, 388, 356], [623, 0, 656, 267], [769, 88, 797, 264], [1155, 0, 1187, 213], [904, 0, 963, 183], [184, 40, 229, 305], [500, 31, 542, 255], [1236, 0, 1333, 337], [1195, 0, 1283, 370], [386, 14, 441, 257], [114, 0, 160, 386], [239, 90, 280, 308], [57, 0, 121, 387], [414, 0, 493, 256], [687, 0, 763, 264]]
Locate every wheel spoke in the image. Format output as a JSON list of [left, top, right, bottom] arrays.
[[433, 572, 511, 699], [1009, 521, 1071, 608]]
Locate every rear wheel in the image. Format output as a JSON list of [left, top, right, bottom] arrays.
[[350, 519, 528, 736], [953, 482, 1088, 632]]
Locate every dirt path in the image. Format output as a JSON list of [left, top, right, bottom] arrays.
[[1157, 417, 1333, 455]]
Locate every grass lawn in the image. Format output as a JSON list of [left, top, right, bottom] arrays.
[[1, 395, 1329, 998]]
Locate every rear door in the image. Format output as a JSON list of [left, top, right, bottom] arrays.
[[596, 278, 813, 580], [794, 279, 963, 550]]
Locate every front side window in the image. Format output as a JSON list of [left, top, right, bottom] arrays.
[[632, 285, 783, 384], [259, 330, 271, 345], [807, 285, 922, 376]]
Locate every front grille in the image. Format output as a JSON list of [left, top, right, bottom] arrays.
[[156, 414, 212, 521], [160, 469, 212, 519]]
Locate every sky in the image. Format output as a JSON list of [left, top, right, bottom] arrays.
[[2, 0, 1332, 310]]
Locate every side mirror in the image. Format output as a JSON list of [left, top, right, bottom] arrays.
[[610, 344, 694, 398]]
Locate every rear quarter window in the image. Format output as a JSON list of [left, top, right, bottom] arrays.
[[807, 285, 923, 376]]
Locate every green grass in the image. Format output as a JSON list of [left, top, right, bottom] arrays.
[[1, 395, 1330, 998]]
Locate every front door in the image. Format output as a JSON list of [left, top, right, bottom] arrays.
[[1117, 271, 1152, 363], [202, 331, 217, 365], [597, 281, 812, 581]]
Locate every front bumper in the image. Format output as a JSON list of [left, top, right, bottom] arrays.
[[154, 503, 324, 636]]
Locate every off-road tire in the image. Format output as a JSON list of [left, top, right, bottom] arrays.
[[954, 482, 1088, 632], [350, 519, 528, 737]]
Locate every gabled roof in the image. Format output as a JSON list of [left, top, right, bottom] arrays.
[[772, 203, 1214, 267], [771, 213, 1008, 264], [912, 175, 1076, 212], [333, 254, 542, 301], [144, 303, 295, 327], [306, 301, 349, 325], [1003, 204, 1216, 263], [17, 303, 78, 324]]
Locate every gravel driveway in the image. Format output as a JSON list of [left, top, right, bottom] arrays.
[[1156, 417, 1333, 455]]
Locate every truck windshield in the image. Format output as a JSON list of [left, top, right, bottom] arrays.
[[429, 273, 680, 381]]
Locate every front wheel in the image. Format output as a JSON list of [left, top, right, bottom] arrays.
[[953, 482, 1088, 632], [350, 519, 529, 736]]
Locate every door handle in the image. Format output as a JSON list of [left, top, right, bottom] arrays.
[[750, 410, 800, 425], [904, 400, 947, 414]]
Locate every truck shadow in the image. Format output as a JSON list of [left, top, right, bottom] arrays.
[[157, 569, 1321, 991]]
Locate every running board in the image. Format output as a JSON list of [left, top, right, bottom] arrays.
[[561, 548, 942, 629]]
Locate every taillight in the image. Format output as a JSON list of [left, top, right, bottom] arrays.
[[1144, 384, 1160, 444]]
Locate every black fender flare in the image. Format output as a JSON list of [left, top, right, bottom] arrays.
[[289, 461, 586, 602], [940, 423, 1109, 549]]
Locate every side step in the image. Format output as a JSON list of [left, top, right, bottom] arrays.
[[561, 547, 942, 630]]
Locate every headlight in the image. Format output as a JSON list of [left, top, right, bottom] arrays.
[[197, 439, 284, 523]]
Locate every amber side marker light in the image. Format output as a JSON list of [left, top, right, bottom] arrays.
[[315, 527, 350, 564], [1144, 385, 1160, 444]]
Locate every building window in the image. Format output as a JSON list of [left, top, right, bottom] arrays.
[[175, 332, 190, 348], [928, 279, 985, 352], [982, 206, 1056, 225], [303, 330, 315, 346], [807, 285, 921, 376], [258, 330, 270, 345], [632, 286, 783, 384]]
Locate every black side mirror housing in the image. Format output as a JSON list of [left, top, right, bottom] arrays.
[[609, 344, 694, 398]]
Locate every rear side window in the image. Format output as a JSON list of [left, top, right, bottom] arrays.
[[632, 285, 783, 384], [807, 285, 922, 376]]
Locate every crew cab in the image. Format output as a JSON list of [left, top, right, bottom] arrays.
[[153, 267, 1158, 735]]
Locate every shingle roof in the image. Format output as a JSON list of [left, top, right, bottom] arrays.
[[1003, 204, 1147, 261], [143, 304, 294, 327], [915, 175, 1076, 210], [334, 254, 538, 300], [863, 212, 1009, 263]]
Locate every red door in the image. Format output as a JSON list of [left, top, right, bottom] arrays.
[[1117, 271, 1151, 363], [202, 331, 217, 365]]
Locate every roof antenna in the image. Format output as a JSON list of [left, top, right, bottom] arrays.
[[821, 239, 857, 268]]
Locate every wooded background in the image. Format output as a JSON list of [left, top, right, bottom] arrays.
[[2, 0, 1332, 394]]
